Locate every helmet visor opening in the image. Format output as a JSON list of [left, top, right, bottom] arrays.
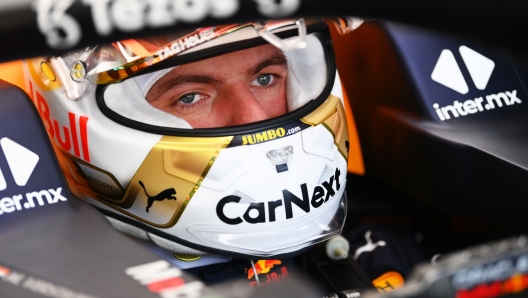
[[97, 27, 336, 134]]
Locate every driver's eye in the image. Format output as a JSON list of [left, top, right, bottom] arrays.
[[179, 93, 201, 104], [256, 74, 272, 86]]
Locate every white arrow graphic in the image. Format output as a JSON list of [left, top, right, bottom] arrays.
[[0, 168, 6, 191], [431, 49, 469, 94], [0, 137, 39, 188], [459, 45, 495, 90]]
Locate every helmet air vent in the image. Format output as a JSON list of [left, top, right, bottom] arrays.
[[267, 146, 293, 173]]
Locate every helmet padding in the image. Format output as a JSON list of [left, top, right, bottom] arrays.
[[105, 76, 193, 128]]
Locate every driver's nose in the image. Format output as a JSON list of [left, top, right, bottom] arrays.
[[220, 83, 269, 126]]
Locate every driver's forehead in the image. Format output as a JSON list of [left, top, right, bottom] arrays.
[[161, 44, 286, 81]]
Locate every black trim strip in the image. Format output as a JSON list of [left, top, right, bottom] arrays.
[[226, 120, 312, 148]]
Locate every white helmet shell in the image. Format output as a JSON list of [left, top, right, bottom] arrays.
[[23, 19, 350, 258]]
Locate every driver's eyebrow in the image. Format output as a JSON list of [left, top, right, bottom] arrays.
[[147, 74, 222, 101], [147, 52, 288, 101], [247, 53, 288, 77]]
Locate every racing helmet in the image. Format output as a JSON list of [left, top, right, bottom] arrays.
[[24, 18, 352, 258]]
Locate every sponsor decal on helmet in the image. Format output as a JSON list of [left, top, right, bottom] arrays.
[[228, 121, 311, 147], [216, 167, 341, 224], [138, 181, 178, 213], [86, 176, 121, 196], [126, 260, 204, 298], [242, 127, 286, 145], [28, 81, 90, 162], [156, 28, 215, 61], [59, 152, 126, 202]]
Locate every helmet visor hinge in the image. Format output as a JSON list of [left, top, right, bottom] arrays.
[[257, 19, 307, 51]]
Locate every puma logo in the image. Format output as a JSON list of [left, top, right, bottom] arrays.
[[139, 181, 177, 213], [354, 230, 386, 260]]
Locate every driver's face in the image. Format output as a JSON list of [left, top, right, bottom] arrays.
[[146, 44, 288, 128]]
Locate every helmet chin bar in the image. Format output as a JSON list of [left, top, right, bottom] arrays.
[[105, 216, 209, 256], [102, 191, 347, 259], [188, 191, 347, 258]]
